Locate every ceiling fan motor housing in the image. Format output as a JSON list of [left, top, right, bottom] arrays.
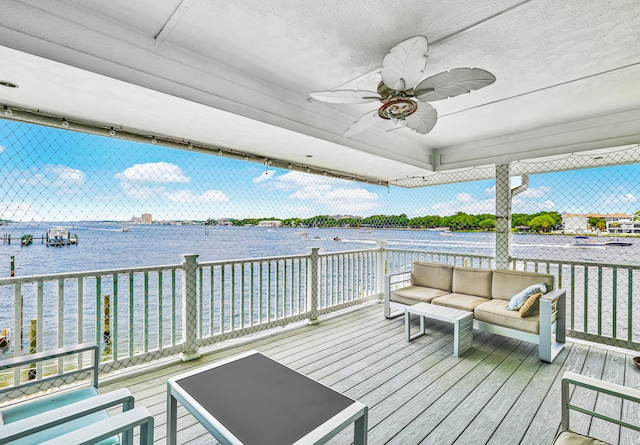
[[377, 98, 418, 120]]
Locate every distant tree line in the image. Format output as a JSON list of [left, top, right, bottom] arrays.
[[208, 211, 565, 232]]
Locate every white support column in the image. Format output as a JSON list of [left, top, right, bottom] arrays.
[[495, 164, 512, 270], [180, 254, 200, 361]]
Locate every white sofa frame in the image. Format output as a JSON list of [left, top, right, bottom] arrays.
[[384, 270, 566, 363]]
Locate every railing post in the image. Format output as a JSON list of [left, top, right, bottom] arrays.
[[180, 254, 200, 361], [306, 247, 320, 325], [376, 241, 387, 300]]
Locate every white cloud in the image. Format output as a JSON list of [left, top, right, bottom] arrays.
[[518, 185, 551, 198], [252, 170, 276, 183], [166, 189, 229, 203], [601, 193, 637, 204], [114, 162, 190, 183], [18, 172, 47, 186], [120, 182, 166, 199], [47, 165, 86, 186], [281, 205, 314, 218], [265, 171, 379, 213], [15, 164, 86, 188], [512, 196, 557, 212], [313, 188, 379, 212], [485, 184, 551, 198], [0, 201, 36, 221], [540, 200, 556, 210], [431, 193, 495, 216]]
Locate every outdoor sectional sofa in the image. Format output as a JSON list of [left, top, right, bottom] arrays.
[[384, 262, 566, 363]]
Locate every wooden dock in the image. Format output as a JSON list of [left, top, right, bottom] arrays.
[[101, 304, 640, 444]]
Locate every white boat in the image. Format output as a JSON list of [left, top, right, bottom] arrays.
[[122, 226, 130, 232], [295, 229, 309, 236], [572, 236, 606, 247], [46, 227, 78, 246]]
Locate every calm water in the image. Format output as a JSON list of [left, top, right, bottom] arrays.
[[1, 223, 639, 277], [1, 223, 638, 356]]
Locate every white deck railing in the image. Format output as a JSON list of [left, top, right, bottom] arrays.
[[0, 244, 637, 378], [0, 247, 382, 374], [511, 257, 639, 350]]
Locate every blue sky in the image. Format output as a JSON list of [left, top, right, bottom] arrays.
[[1, 120, 638, 222]]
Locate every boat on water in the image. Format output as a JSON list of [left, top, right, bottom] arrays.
[[0, 328, 9, 349], [20, 234, 33, 246], [572, 236, 633, 248], [46, 227, 78, 246], [294, 229, 309, 236], [605, 240, 633, 246], [572, 236, 607, 247], [333, 236, 342, 241], [121, 226, 130, 232]]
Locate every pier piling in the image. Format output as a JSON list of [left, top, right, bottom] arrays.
[[103, 294, 112, 358], [28, 320, 36, 380]]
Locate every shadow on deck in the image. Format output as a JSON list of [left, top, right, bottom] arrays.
[[101, 304, 640, 445]]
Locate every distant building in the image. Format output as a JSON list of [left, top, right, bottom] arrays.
[[562, 214, 588, 232], [141, 213, 152, 224], [607, 219, 640, 234], [328, 215, 361, 220], [562, 213, 632, 232], [217, 218, 233, 226], [257, 220, 282, 228]]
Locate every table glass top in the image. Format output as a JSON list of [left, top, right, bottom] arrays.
[[175, 352, 355, 444]]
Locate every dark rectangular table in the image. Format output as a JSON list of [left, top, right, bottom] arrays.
[[167, 350, 368, 444]]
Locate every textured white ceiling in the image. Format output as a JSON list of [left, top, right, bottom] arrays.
[[0, 0, 639, 185]]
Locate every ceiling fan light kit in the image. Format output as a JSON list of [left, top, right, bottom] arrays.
[[310, 35, 496, 137]]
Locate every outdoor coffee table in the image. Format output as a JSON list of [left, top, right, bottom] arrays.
[[405, 302, 473, 357], [166, 350, 368, 445]]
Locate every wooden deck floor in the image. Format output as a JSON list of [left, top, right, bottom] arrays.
[[101, 303, 640, 445]]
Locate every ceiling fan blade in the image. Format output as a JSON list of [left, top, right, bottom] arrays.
[[414, 68, 496, 102], [343, 110, 379, 137], [381, 36, 429, 91], [310, 90, 381, 104], [405, 102, 438, 134]]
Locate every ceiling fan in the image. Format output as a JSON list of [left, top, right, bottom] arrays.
[[310, 35, 496, 137]]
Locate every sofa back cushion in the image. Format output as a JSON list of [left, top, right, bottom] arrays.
[[491, 269, 555, 301], [452, 267, 493, 299], [411, 262, 454, 291]]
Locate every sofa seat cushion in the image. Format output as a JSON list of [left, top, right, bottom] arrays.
[[552, 431, 611, 445], [492, 269, 554, 301], [432, 293, 489, 312], [452, 267, 493, 299], [474, 299, 540, 335], [391, 286, 450, 305], [411, 262, 454, 291]]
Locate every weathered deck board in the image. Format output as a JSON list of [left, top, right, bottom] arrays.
[[98, 303, 639, 444]]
